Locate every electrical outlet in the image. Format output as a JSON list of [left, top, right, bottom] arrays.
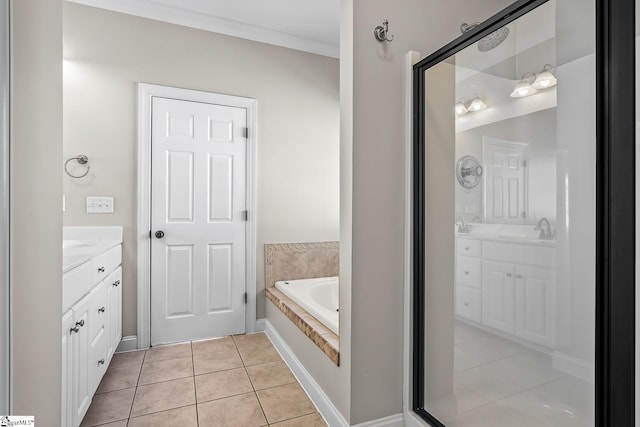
[[86, 197, 114, 213]]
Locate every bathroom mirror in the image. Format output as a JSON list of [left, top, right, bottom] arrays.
[[455, 155, 483, 189]]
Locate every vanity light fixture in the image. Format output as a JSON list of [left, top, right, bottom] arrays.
[[532, 64, 557, 90], [468, 94, 487, 112], [455, 98, 469, 116], [455, 94, 487, 116], [510, 72, 537, 98]]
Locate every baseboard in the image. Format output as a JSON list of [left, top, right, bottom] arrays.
[[254, 318, 266, 332], [115, 335, 139, 353], [403, 411, 428, 427], [552, 351, 594, 382], [352, 413, 404, 427], [265, 320, 349, 427]]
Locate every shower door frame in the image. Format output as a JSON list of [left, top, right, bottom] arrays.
[[411, 0, 636, 425]]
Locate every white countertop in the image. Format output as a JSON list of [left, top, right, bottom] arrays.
[[63, 240, 122, 273], [62, 226, 124, 273], [456, 233, 557, 248]]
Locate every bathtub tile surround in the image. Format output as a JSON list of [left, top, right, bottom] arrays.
[[264, 242, 340, 366], [81, 333, 327, 426], [265, 242, 339, 289]]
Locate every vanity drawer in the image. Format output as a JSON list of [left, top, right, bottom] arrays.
[[91, 245, 122, 284], [456, 286, 482, 323], [457, 238, 481, 257], [89, 281, 107, 339], [456, 256, 482, 288], [63, 261, 92, 313]]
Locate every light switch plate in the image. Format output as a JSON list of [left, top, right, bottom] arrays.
[[86, 197, 114, 213]]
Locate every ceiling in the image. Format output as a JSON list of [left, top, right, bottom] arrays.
[[66, 0, 341, 58]]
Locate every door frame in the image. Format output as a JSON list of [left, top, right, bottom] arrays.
[[137, 83, 257, 349], [409, 0, 635, 425]]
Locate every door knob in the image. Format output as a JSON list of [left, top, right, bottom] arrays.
[[155, 230, 165, 239]]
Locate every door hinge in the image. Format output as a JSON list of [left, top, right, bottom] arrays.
[[242, 210, 248, 221], [244, 292, 248, 304], [522, 160, 527, 167], [242, 127, 249, 138]]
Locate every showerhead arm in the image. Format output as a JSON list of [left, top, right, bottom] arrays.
[[460, 22, 481, 34]]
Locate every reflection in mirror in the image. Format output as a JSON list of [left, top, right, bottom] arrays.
[[420, 0, 595, 424]]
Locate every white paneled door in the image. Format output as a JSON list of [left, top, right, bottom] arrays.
[[483, 140, 527, 223], [151, 97, 247, 345]]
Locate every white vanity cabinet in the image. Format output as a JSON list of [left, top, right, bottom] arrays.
[[62, 242, 122, 427], [456, 236, 556, 349]]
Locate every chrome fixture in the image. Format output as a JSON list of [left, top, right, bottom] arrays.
[[64, 154, 90, 178], [461, 22, 510, 52], [535, 217, 555, 240], [374, 19, 394, 42], [456, 156, 483, 189], [455, 216, 471, 233]]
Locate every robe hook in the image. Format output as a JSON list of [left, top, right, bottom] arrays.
[[374, 19, 394, 42]]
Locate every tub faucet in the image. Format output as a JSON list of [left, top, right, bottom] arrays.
[[535, 217, 554, 240], [455, 216, 470, 233]]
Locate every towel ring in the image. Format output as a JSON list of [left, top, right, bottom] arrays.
[[64, 155, 90, 179]]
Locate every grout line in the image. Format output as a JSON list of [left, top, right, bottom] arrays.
[[126, 403, 197, 423]]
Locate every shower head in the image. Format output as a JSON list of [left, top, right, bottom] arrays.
[[460, 22, 510, 52], [477, 27, 509, 52]]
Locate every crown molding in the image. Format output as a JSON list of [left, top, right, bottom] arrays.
[[66, 0, 339, 58]]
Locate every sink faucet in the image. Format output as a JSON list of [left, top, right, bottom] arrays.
[[455, 216, 470, 233], [535, 217, 554, 239]]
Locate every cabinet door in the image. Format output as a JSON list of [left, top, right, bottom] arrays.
[[515, 265, 556, 347], [89, 327, 107, 396], [482, 260, 515, 333], [62, 310, 74, 427], [72, 294, 92, 426], [106, 267, 122, 359]]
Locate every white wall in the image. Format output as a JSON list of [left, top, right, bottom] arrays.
[[11, 0, 63, 420], [343, 0, 514, 423], [63, 3, 340, 337], [553, 0, 596, 375]]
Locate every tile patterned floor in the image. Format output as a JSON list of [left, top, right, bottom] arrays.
[[426, 321, 595, 427], [80, 333, 328, 427]]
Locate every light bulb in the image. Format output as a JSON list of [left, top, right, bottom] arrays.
[[468, 96, 487, 112], [455, 101, 468, 116], [510, 80, 537, 98], [532, 70, 557, 90]]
